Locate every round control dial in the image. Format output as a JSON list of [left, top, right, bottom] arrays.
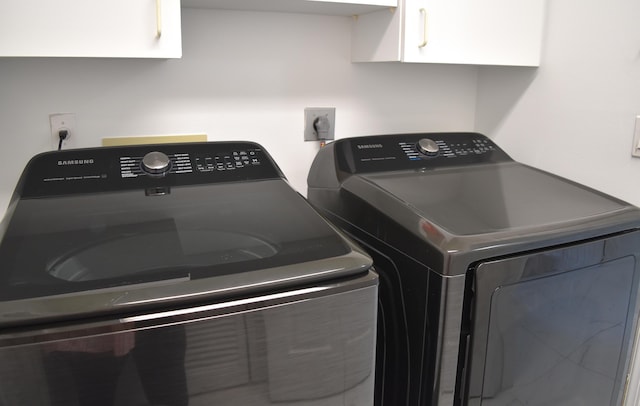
[[142, 151, 172, 175], [416, 138, 440, 157]]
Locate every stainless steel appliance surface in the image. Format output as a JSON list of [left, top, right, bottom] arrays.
[[307, 132, 640, 406], [0, 141, 378, 406]]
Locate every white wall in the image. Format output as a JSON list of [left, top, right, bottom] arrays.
[[0, 8, 477, 210], [476, 0, 640, 206], [475, 0, 640, 404]]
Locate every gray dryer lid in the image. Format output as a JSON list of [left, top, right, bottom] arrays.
[[308, 133, 640, 276], [362, 161, 630, 236]]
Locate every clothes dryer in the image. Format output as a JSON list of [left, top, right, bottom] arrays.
[[307, 132, 640, 406]]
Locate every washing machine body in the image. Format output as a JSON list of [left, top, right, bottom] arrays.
[[307, 132, 640, 406], [0, 141, 378, 406]]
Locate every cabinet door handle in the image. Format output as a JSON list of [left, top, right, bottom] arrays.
[[418, 8, 428, 48], [156, 0, 163, 38]]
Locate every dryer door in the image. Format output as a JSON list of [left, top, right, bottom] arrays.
[[466, 230, 640, 406]]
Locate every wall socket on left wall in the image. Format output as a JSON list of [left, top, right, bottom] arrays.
[[50, 113, 76, 150]]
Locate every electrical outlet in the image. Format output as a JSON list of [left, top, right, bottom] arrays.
[[50, 113, 77, 150], [304, 108, 335, 141]]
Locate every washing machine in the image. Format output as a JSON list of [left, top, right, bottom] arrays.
[[307, 132, 640, 406], [0, 141, 378, 406]]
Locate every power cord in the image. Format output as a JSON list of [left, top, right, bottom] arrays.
[[58, 129, 68, 151]]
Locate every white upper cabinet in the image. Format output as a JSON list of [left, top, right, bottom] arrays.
[[181, 0, 397, 16], [0, 0, 181, 58], [352, 0, 545, 66]]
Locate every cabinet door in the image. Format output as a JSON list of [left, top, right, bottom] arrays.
[[352, 0, 544, 66], [402, 0, 544, 66], [0, 0, 181, 58]]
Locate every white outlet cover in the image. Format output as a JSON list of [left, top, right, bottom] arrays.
[[633, 116, 640, 158], [304, 107, 335, 141], [50, 113, 77, 150]]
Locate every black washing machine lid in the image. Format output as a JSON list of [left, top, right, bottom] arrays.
[[0, 143, 367, 325]]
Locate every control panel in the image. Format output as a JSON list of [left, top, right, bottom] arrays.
[[337, 133, 512, 174], [21, 142, 280, 198], [118, 148, 264, 179], [194, 149, 262, 173], [121, 152, 190, 178]]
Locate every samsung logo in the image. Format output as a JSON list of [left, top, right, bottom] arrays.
[[357, 144, 383, 150], [58, 159, 95, 166]]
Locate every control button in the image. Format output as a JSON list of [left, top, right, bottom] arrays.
[[141, 151, 171, 175], [416, 138, 440, 157]]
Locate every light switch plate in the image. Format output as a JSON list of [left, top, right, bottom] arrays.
[[632, 116, 640, 158]]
